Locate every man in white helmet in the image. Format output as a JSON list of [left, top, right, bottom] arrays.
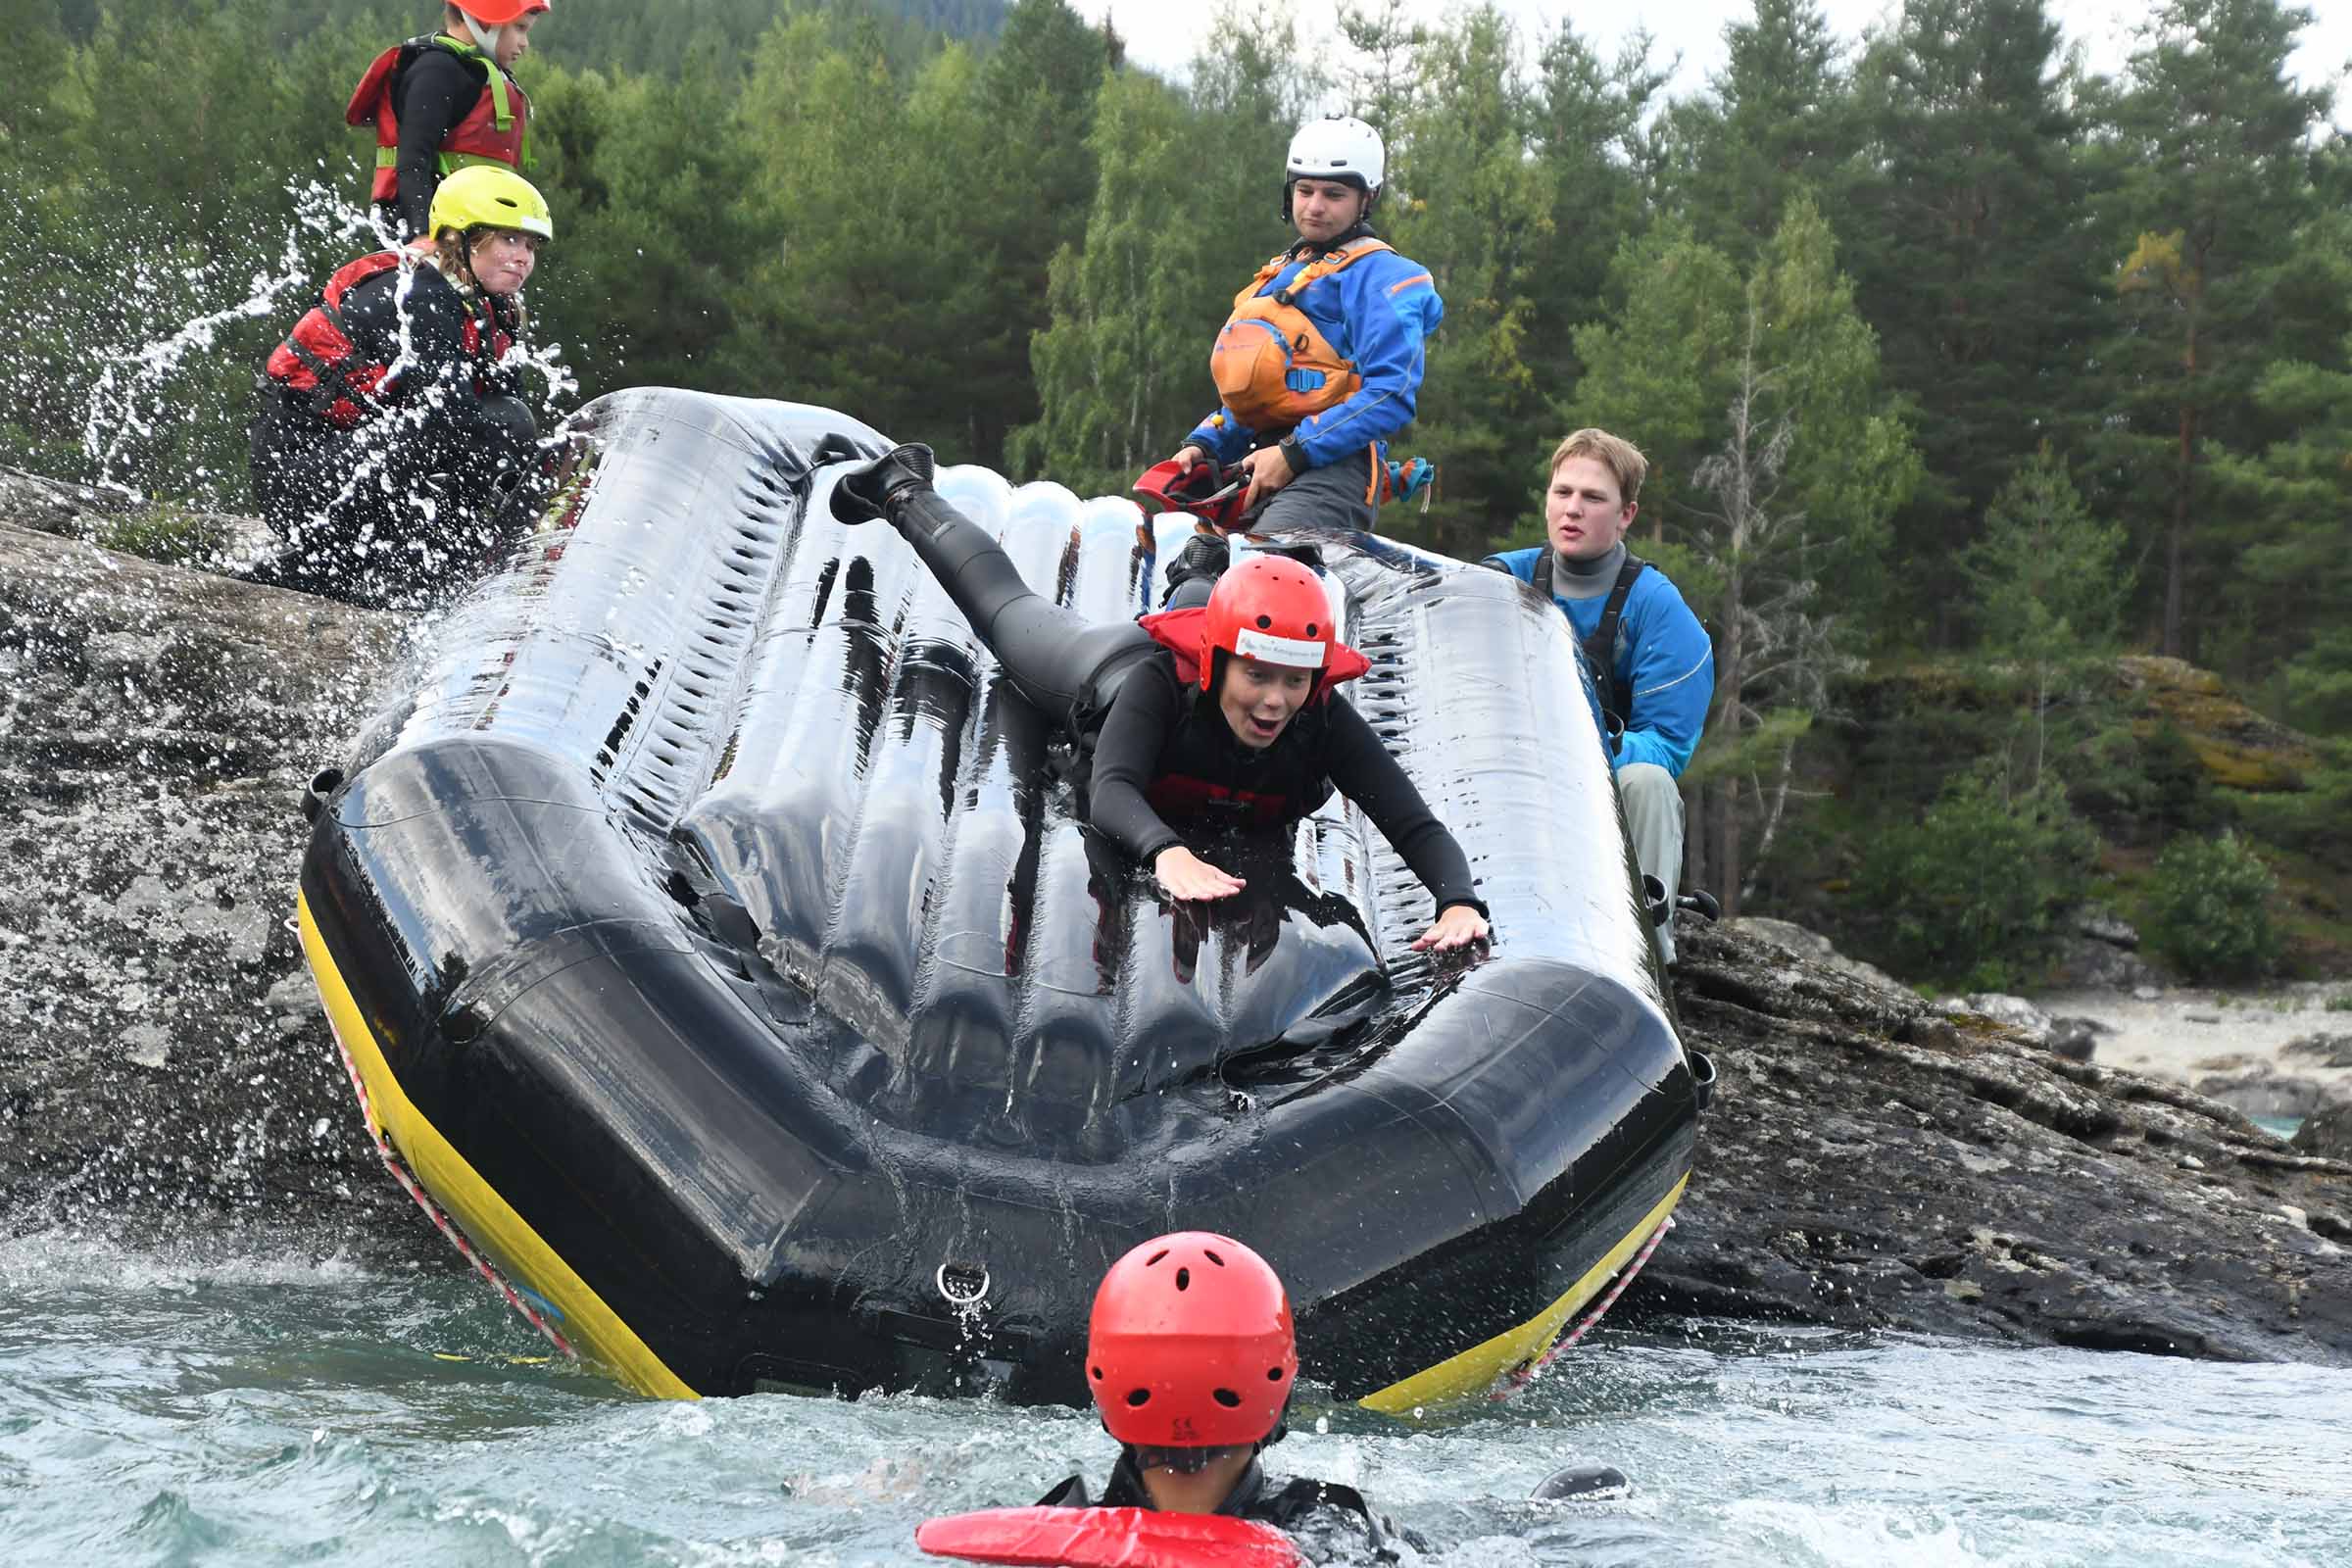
[[1163, 115, 1443, 598]]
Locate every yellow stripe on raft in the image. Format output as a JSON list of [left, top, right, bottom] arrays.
[[1357, 1176, 1689, 1415], [297, 891, 701, 1400]]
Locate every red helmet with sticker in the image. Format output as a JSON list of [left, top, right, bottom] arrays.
[[1087, 1232, 1298, 1448], [1198, 555, 1333, 695], [455, 0, 549, 25]]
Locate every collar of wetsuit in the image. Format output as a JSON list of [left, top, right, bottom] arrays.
[[1551, 540, 1628, 594]]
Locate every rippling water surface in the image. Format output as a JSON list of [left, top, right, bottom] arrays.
[[3, 1232, 2347, 1566]]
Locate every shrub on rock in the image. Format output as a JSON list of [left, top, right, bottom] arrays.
[[2142, 830, 2278, 984]]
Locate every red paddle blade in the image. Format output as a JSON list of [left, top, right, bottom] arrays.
[[916, 1505, 1301, 1568]]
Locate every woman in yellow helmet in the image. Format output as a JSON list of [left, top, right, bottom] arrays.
[[249, 166, 554, 606]]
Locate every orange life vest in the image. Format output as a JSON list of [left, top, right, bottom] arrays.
[[1206, 237, 1393, 432], [264, 253, 512, 429], [347, 36, 531, 205]]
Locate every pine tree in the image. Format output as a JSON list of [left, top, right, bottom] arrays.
[[1840, 0, 2098, 647], [2085, 0, 2343, 661], [1655, 0, 1860, 260], [1570, 196, 1918, 909], [1379, 6, 1554, 560]]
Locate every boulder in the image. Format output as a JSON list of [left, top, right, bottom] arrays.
[[2291, 1102, 2352, 1161]]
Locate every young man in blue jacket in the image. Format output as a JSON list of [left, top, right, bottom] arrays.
[[1486, 430, 1714, 963], [1164, 115, 1441, 582]]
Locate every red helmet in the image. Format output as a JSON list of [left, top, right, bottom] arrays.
[[1087, 1232, 1298, 1448], [455, 0, 549, 24], [1198, 555, 1333, 694]]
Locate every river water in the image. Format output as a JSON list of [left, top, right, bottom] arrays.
[[4, 1230, 2347, 1566]]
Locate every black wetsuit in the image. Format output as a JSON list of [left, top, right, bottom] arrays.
[[1089, 651, 1482, 913], [381, 46, 498, 240], [864, 473, 1486, 920], [1038, 1450, 1414, 1561], [249, 261, 534, 604]]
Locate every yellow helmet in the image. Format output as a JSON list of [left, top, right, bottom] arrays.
[[427, 165, 554, 242]]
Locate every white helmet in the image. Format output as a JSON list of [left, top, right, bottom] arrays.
[[1283, 115, 1384, 220]]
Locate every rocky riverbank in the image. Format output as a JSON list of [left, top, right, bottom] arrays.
[[3, 481, 2347, 1369]]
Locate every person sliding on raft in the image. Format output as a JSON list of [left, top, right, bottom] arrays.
[[349, 0, 547, 242], [248, 165, 549, 606], [834, 448, 1490, 950], [1157, 114, 1441, 603], [917, 1232, 1414, 1566]]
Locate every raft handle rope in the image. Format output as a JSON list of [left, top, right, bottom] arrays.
[[329, 1020, 580, 1361], [1491, 1213, 1673, 1399], [937, 1260, 992, 1307]]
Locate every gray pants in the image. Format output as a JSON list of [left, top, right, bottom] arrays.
[[1246, 445, 1381, 534], [1162, 447, 1382, 610], [1619, 762, 1685, 964]]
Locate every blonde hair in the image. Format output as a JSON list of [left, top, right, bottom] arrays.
[[1547, 428, 1647, 506]]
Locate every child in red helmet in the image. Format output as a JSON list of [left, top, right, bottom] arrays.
[[1042, 1232, 1408, 1551], [348, 0, 550, 241], [833, 446, 1491, 953]]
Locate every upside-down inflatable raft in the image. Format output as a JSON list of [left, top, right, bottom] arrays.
[[295, 388, 1713, 1409]]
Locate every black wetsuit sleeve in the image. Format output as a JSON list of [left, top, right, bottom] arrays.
[[390, 48, 480, 239], [1321, 697, 1486, 916], [1087, 663, 1187, 866]]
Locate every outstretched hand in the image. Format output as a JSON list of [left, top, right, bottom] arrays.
[[1153, 846, 1246, 902], [1411, 904, 1490, 953], [832, 442, 936, 525]]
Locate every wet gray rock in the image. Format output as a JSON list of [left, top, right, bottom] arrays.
[[2077, 909, 2140, 949], [7, 509, 2350, 1369], [2193, 1063, 2341, 1120], [2292, 1102, 2352, 1161], [1940, 992, 2055, 1041], [0, 514, 423, 1260], [2283, 1033, 2352, 1070], [1642, 919, 2352, 1366], [2048, 933, 2164, 991], [1726, 916, 1914, 1003], [2047, 1016, 2104, 1062]]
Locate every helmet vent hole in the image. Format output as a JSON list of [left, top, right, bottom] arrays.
[[1256, 614, 1272, 629], [1305, 622, 1317, 636], [1213, 1388, 1243, 1408], [1268, 1366, 1287, 1381], [1091, 1365, 1103, 1381], [1203, 1250, 1224, 1266], [1146, 1250, 1169, 1267], [1175, 1267, 1191, 1291], [1126, 1389, 1152, 1407]]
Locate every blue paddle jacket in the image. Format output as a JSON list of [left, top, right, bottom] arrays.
[[1185, 233, 1442, 471], [1486, 546, 1715, 778]]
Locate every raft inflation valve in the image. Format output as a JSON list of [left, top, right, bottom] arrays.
[[301, 767, 344, 824], [937, 1261, 991, 1307]]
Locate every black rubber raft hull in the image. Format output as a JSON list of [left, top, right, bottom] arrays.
[[296, 387, 1705, 1408]]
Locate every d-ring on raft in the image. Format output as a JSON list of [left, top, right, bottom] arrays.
[[294, 386, 1710, 1407]]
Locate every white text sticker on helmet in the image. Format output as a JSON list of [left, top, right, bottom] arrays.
[[1235, 628, 1326, 669]]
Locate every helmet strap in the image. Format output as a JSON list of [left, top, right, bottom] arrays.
[[457, 12, 502, 56]]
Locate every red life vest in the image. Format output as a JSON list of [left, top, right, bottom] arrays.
[[347, 35, 531, 205], [264, 252, 513, 429], [1207, 237, 1392, 432]]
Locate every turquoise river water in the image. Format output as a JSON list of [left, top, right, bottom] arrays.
[[3, 1230, 2348, 1566]]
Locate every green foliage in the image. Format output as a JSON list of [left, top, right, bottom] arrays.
[[1852, 766, 2100, 990], [96, 504, 233, 565], [2141, 829, 2278, 983]]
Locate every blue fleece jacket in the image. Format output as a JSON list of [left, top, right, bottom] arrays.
[[1486, 545, 1715, 778], [1186, 236, 1443, 470]]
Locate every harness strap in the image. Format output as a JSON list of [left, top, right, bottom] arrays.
[[1531, 551, 1646, 725]]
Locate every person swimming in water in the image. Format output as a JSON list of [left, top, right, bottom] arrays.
[[832, 445, 1490, 952]]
